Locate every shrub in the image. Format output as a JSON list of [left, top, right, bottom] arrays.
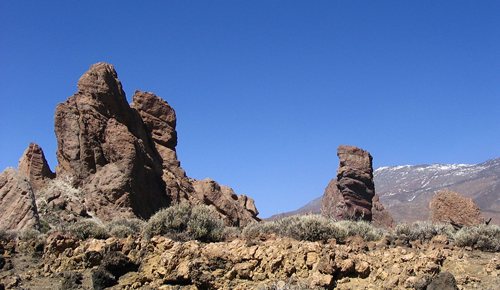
[[337, 220, 384, 241], [106, 218, 145, 238], [243, 215, 347, 242], [143, 203, 226, 242], [187, 205, 225, 242], [280, 215, 346, 242], [395, 221, 455, 241], [68, 220, 109, 240], [18, 228, 42, 241], [0, 229, 17, 242], [453, 224, 500, 252]]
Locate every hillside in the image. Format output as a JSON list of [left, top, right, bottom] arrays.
[[272, 158, 500, 224]]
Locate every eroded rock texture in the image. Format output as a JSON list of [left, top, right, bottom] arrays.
[[18, 143, 55, 192], [0, 168, 40, 231], [54, 63, 169, 220], [49, 62, 259, 224], [322, 145, 393, 225], [429, 190, 485, 226], [193, 179, 259, 226], [131, 91, 194, 203]]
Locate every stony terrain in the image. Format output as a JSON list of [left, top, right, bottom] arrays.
[[1, 231, 499, 290]]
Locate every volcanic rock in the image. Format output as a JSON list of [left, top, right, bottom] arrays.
[[193, 179, 259, 226], [0, 168, 40, 231], [321, 145, 376, 221], [429, 190, 485, 226], [54, 63, 169, 220], [18, 143, 55, 191], [131, 91, 194, 203], [371, 194, 395, 228]]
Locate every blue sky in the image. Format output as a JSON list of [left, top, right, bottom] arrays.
[[1, 1, 499, 217]]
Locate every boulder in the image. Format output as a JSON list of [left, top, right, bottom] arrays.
[[193, 179, 259, 226], [0, 168, 40, 231], [321, 145, 376, 221], [429, 190, 484, 226], [18, 143, 55, 191], [54, 63, 169, 220]]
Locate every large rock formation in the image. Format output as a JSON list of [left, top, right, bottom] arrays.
[[50, 62, 258, 224], [322, 145, 376, 221], [429, 190, 485, 226], [0, 62, 259, 226], [0, 168, 40, 231], [54, 63, 170, 220], [18, 143, 55, 192], [131, 91, 194, 203]]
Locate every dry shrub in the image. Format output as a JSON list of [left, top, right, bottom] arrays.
[[143, 203, 225, 242], [106, 218, 145, 238], [68, 219, 109, 240], [337, 220, 385, 241], [453, 224, 500, 252], [243, 215, 348, 242], [395, 221, 455, 241]]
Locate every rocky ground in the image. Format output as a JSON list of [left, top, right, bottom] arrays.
[[1, 233, 498, 290]]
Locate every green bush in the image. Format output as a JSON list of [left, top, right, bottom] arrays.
[[395, 221, 455, 241], [143, 203, 225, 242], [106, 218, 145, 238], [453, 224, 500, 252], [68, 220, 109, 240], [337, 220, 385, 241]]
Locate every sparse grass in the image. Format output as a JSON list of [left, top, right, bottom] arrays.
[[143, 203, 226, 242], [106, 218, 145, 238], [395, 221, 455, 241], [453, 224, 500, 252], [68, 219, 109, 240]]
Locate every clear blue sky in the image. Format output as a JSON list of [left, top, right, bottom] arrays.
[[1, 1, 499, 217]]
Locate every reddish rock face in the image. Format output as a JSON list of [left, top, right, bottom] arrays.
[[18, 143, 55, 191], [429, 190, 484, 226], [371, 194, 395, 228], [192, 179, 259, 226], [322, 145, 393, 225], [0, 168, 40, 231], [131, 91, 194, 203], [54, 63, 169, 220]]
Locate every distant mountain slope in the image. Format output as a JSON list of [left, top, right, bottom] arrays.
[[270, 158, 500, 224]]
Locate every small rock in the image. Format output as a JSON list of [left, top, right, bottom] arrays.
[[426, 271, 459, 290]]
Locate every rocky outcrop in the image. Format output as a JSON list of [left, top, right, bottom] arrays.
[[193, 179, 259, 226], [0, 62, 259, 226], [0, 168, 40, 231], [322, 145, 377, 221], [54, 63, 169, 220], [429, 190, 485, 226], [49, 62, 259, 224], [371, 194, 395, 228], [17, 143, 55, 192], [131, 91, 194, 203]]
